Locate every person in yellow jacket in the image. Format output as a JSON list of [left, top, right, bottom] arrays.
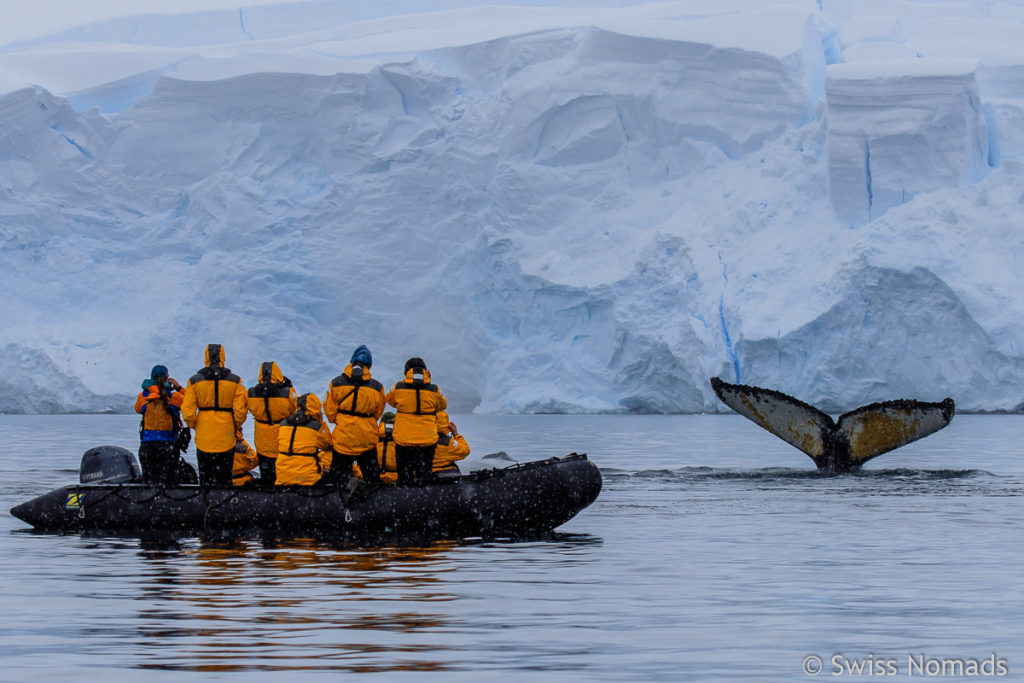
[[133, 364, 186, 485], [324, 345, 386, 485], [385, 357, 447, 484], [375, 412, 398, 484], [232, 433, 259, 487], [246, 361, 297, 485], [181, 344, 248, 486], [275, 393, 333, 486], [433, 411, 470, 474]]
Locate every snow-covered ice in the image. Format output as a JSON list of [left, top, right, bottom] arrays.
[[1, 0, 1024, 414], [825, 59, 988, 224]]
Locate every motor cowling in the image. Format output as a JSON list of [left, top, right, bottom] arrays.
[[80, 446, 143, 485]]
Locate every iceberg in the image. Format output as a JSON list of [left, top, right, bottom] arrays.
[[0, 0, 1023, 414]]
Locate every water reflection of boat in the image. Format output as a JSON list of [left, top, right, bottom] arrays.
[[132, 537, 465, 673], [11, 453, 602, 538]]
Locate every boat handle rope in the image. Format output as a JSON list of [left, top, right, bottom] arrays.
[[278, 486, 340, 499], [154, 489, 204, 502], [85, 484, 130, 507], [80, 485, 207, 508], [132, 487, 204, 504]]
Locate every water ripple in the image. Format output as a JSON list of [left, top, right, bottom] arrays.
[[4, 414, 1024, 679]]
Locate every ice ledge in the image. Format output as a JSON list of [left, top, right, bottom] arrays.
[[826, 58, 988, 225], [827, 57, 980, 81]]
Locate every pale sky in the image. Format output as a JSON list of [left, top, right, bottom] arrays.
[[0, 0, 314, 45]]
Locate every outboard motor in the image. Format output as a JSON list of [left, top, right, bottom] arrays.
[[80, 446, 143, 485]]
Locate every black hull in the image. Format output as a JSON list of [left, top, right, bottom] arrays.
[[10, 454, 602, 538]]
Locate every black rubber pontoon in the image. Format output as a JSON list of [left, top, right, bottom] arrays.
[[11, 453, 602, 537]]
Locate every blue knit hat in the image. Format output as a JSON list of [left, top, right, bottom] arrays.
[[150, 365, 168, 380], [350, 345, 372, 368]]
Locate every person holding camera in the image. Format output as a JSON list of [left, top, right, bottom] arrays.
[[432, 411, 470, 475], [134, 364, 187, 486]]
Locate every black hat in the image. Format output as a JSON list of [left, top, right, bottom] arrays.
[[404, 357, 426, 372]]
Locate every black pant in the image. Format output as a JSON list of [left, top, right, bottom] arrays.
[[196, 449, 234, 487], [395, 444, 435, 485], [175, 458, 198, 485], [353, 447, 382, 484], [328, 449, 353, 486], [258, 454, 276, 485], [327, 448, 380, 486], [139, 441, 178, 486]]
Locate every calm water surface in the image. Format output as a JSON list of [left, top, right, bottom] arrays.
[[1, 414, 1022, 681]]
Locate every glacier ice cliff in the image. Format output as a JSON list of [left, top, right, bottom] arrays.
[[1, 1, 1024, 413], [826, 59, 989, 224]]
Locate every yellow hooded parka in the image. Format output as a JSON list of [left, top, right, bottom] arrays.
[[433, 411, 470, 471], [276, 393, 333, 486], [385, 367, 447, 447], [246, 361, 297, 457], [181, 344, 248, 452], [324, 363, 386, 455]]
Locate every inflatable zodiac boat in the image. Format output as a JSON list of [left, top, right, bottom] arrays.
[[11, 447, 602, 537]]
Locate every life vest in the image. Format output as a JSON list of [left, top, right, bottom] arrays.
[[135, 385, 184, 442], [246, 361, 296, 457], [324, 364, 386, 455], [385, 368, 447, 446]]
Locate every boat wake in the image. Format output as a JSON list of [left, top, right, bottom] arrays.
[[602, 465, 1018, 490], [599, 466, 1021, 498]]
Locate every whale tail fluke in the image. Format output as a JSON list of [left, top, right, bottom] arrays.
[[836, 397, 956, 465], [709, 377, 955, 471], [709, 376, 835, 467]]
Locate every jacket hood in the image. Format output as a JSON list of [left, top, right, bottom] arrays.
[[435, 410, 450, 434], [204, 344, 226, 367], [257, 361, 284, 384], [403, 367, 432, 384], [297, 393, 322, 418], [344, 363, 374, 382]]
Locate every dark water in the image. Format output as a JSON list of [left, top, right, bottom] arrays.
[[2, 414, 1022, 681]]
